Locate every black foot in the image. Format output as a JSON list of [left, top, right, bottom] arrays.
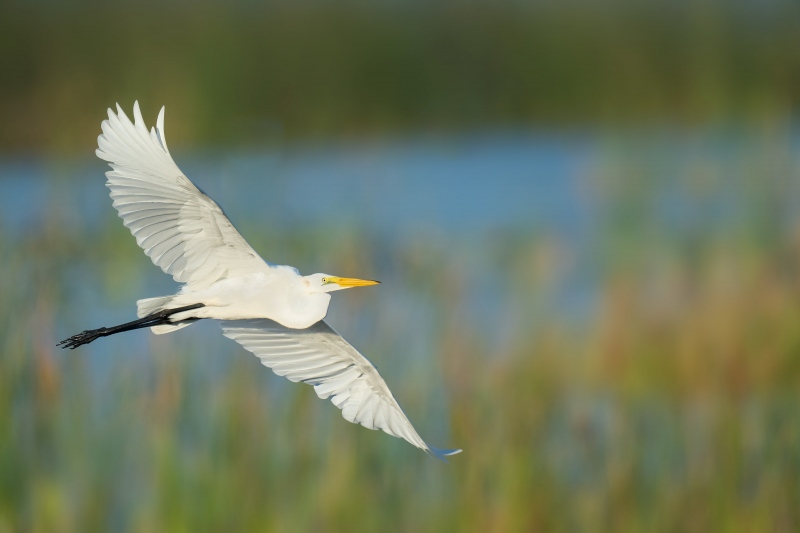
[[57, 328, 107, 349], [57, 303, 205, 350]]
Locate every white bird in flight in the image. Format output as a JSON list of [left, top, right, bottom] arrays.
[[58, 102, 461, 461]]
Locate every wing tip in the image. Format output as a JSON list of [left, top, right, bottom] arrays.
[[427, 446, 462, 463], [133, 100, 144, 125], [156, 105, 169, 153]]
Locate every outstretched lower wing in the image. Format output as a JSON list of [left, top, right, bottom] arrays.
[[221, 319, 461, 461], [97, 102, 271, 290]]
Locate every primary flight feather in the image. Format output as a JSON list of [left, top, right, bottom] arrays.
[[59, 102, 461, 462]]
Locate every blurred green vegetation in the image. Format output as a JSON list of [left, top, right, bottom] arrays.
[[1, 0, 799, 153], [2, 134, 800, 531], [2, 1, 800, 530]]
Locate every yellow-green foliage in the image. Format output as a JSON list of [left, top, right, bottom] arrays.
[[2, 137, 799, 533]]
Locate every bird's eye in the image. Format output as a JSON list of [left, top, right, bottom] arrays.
[[321, 278, 327, 283]]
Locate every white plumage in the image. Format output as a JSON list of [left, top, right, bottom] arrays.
[[78, 101, 461, 461], [99, 104, 267, 291]]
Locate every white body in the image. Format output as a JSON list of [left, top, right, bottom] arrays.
[[169, 268, 331, 329], [93, 102, 460, 461]]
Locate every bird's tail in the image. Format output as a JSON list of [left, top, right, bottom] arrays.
[[136, 296, 196, 334], [136, 296, 174, 317]]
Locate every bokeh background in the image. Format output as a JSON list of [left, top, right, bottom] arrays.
[[2, 1, 800, 531]]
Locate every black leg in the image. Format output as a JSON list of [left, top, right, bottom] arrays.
[[57, 303, 205, 349]]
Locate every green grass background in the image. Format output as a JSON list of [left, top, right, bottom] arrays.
[[2, 1, 800, 531]]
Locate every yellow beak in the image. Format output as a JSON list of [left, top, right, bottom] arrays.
[[328, 276, 381, 288]]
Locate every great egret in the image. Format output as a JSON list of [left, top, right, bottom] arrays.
[[58, 102, 461, 461]]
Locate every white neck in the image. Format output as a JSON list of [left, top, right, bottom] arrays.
[[278, 280, 332, 329]]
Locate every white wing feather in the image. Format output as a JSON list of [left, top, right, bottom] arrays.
[[221, 319, 461, 461], [96, 102, 270, 290]]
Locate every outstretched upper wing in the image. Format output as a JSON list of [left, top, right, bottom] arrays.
[[221, 319, 461, 461], [96, 102, 270, 290]]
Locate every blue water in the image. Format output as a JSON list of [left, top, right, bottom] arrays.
[[2, 129, 798, 359], [0, 132, 597, 339], [4, 129, 799, 487], [0, 132, 595, 237]]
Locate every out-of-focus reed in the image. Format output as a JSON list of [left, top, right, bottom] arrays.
[[2, 132, 799, 532]]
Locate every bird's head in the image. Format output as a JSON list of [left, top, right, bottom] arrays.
[[304, 273, 380, 293]]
